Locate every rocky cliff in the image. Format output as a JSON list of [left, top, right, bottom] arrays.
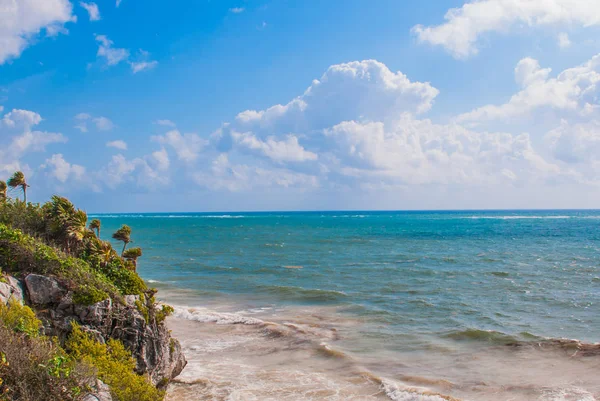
[[0, 273, 186, 398]]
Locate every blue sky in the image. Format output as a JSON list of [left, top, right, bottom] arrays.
[[1, 0, 600, 212]]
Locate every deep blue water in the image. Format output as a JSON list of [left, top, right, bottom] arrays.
[[93, 210, 600, 344]]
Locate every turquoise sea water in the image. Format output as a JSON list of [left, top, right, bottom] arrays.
[[96, 210, 600, 343], [95, 210, 600, 400]]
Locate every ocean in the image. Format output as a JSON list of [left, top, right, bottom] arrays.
[[93, 210, 600, 400]]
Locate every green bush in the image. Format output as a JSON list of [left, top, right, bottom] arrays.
[[67, 324, 164, 401], [0, 300, 41, 338], [0, 302, 93, 401], [0, 224, 120, 305]]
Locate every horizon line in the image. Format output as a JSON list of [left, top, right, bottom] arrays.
[[87, 208, 600, 214]]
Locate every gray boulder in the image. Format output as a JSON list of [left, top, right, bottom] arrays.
[[24, 274, 66, 305], [0, 276, 25, 305]]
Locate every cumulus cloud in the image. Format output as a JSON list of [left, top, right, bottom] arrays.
[[412, 0, 600, 58], [154, 119, 176, 127], [233, 133, 318, 163], [0, 109, 67, 175], [93, 116, 114, 131], [193, 154, 318, 192], [2, 109, 43, 128], [74, 113, 114, 132], [130, 60, 158, 73], [558, 32, 572, 48], [150, 148, 170, 171], [42, 154, 85, 183], [457, 54, 600, 123], [546, 120, 600, 164], [95, 34, 130, 66], [201, 59, 569, 193], [0, 0, 75, 64], [106, 140, 127, 150], [152, 130, 207, 163], [97, 153, 168, 190], [80, 2, 100, 21]]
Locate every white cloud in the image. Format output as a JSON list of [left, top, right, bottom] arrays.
[[80, 2, 100, 21], [74, 112, 113, 132], [130, 60, 158, 73], [151, 148, 170, 171], [2, 109, 43, 128], [412, 0, 600, 58], [229, 7, 245, 13], [546, 120, 600, 164], [457, 54, 600, 123], [154, 119, 176, 127], [97, 153, 169, 190], [95, 34, 130, 66], [93, 116, 114, 131], [0, 109, 67, 175], [558, 32, 572, 48], [233, 132, 318, 163], [321, 115, 560, 186], [106, 140, 127, 150], [42, 154, 85, 183], [193, 154, 318, 192], [0, 0, 74, 64], [152, 130, 207, 163]]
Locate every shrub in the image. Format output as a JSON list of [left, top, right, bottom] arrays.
[[0, 302, 94, 401], [0, 224, 119, 305], [0, 300, 41, 338], [156, 305, 174, 324], [66, 324, 164, 401]]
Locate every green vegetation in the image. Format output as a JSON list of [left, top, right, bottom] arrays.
[[67, 324, 164, 401], [7, 172, 28, 203], [112, 225, 132, 256], [0, 302, 91, 401], [0, 171, 176, 400]]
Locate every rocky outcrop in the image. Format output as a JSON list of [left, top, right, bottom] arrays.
[[1, 274, 186, 387]]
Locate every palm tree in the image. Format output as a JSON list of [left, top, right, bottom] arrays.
[[7, 171, 29, 203], [123, 247, 142, 271], [0, 180, 6, 201], [66, 209, 88, 245], [89, 219, 101, 238], [91, 239, 118, 267], [112, 225, 132, 256]]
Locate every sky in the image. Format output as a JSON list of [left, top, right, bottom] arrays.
[[1, 0, 600, 212]]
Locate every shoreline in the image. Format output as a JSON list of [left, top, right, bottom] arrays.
[[162, 298, 600, 401]]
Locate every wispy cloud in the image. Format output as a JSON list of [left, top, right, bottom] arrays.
[[80, 2, 101, 21]]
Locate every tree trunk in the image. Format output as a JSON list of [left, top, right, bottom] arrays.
[[122, 242, 127, 256], [23, 185, 27, 203]]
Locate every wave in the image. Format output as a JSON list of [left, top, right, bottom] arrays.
[[172, 306, 265, 325], [380, 378, 460, 401], [258, 285, 348, 301], [443, 329, 600, 355], [462, 215, 574, 220], [443, 329, 542, 344], [88, 214, 249, 219]]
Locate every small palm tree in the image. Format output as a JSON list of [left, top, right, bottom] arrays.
[[89, 219, 101, 238], [123, 247, 142, 271], [66, 209, 88, 244], [7, 171, 29, 203], [91, 239, 118, 267], [0, 180, 6, 201], [112, 225, 132, 256]]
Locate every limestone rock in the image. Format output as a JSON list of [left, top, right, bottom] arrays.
[[82, 380, 113, 401], [24, 274, 66, 305], [0, 281, 11, 305], [0, 276, 24, 305]]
